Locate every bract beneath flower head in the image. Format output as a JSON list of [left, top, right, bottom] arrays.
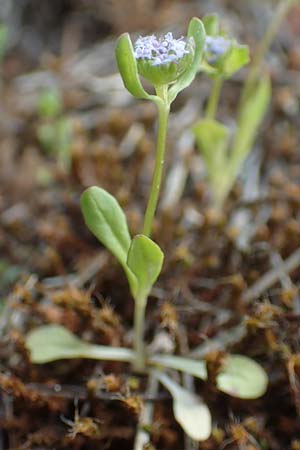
[[134, 32, 195, 86]]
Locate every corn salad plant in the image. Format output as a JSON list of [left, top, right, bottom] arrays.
[[193, 14, 271, 209], [193, 1, 297, 209], [26, 18, 268, 441]]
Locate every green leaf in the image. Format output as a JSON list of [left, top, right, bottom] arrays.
[[154, 371, 211, 441], [38, 89, 62, 118], [115, 33, 154, 100], [193, 118, 232, 205], [203, 14, 219, 36], [221, 45, 250, 78], [193, 118, 232, 207], [26, 325, 134, 364], [80, 186, 137, 295], [127, 234, 164, 300], [149, 354, 207, 380], [193, 118, 230, 169], [0, 23, 8, 61], [168, 17, 206, 103], [37, 123, 57, 153], [216, 355, 268, 399], [231, 75, 271, 170], [56, 118, 72, 171]]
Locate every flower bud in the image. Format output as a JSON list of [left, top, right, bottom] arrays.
[[134, 32, 195, 86]]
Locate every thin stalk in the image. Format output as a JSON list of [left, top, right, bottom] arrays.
[[85, 345, 134, 362], [205, 76, 223, 120], [142, 85, 170, 237], [133, 374, 158, 450], [242, 0, 295, 102], [133, 296, 147, 372]]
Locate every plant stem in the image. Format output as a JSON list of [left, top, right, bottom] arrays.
[[242, 0, 295, 102], [205, 77, 223, 120], [86, 345, 134, 361], [133, 374, 158, 450], [133, 296, 147, 372], [142, 85, 170, 237]]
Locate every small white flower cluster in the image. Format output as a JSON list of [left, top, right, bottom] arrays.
[[134, 32, 190, 66]]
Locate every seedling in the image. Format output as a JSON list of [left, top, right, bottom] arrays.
[[26, 18, 268, 441], [81, 18, 206, 372], [37, 89, 72, 172]]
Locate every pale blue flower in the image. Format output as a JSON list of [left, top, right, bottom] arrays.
[[134, 32, 191, 67], [205, 36, 231, 61]]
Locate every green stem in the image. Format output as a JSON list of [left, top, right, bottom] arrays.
[[86, 345, 134, 362], [142, 85, 170, 237], [205, 77, 223, 120], [133, 296, 147, 372], [242, 0, 295, 102]]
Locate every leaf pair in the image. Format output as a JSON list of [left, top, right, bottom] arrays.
[[193, 75, 271, 207], [149, 353, 268, 400], [152, 352, 268, 441], [26, 324, 268, 441], [80, 186, 164, 301], [26, 325, 268, 402]]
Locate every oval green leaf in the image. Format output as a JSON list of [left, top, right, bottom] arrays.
[[216, 354, 268, 399], [127, 234, 164, 300], [115, 33, 153, 100], [155, 371, 211, 441], [80, 186, 137, 295], [203, 14, 219, 36], [222, 45, 250, 78], [193, 118, 230, 169]]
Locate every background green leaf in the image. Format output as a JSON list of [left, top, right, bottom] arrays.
[[127, 234, 164, 300], [231, 75, 271, 170], [0, 23, 8, 62], [203, 14, 219, 36], [38, 89, 62, 118], [216, 354, 268, 399], [193, 118, 230, 205], [221, 45, 250, 78], [80, 186, 137, 295], [193, 118, 229, 171]]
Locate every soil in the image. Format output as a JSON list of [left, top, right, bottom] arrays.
[[1, 1, 300, 449]]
